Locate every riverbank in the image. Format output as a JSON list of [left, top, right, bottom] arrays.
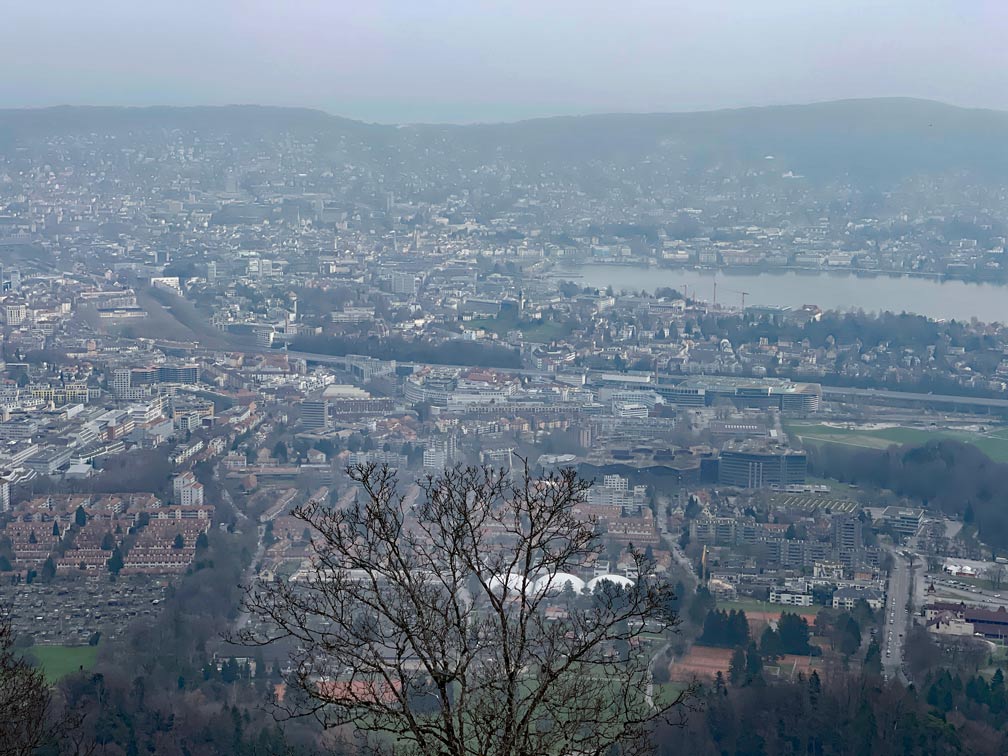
[[548, 263, 1008, 322]]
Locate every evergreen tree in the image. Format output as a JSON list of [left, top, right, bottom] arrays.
[[40, 557, 56, 582], [107, 546, 124, 575], [863, 637, 883, 676], [744, 640, 764, 686], [778, 612, 812, 655], [760, 626, 783, 659], [272, 441, 288, 464], [714, 670, 727, 696], [808, 670, 822, 706], [74, 505, 87, 527], [731, 609, 750, 646], [966, 675, 990, 707], [991, 668, 1006, 714], [688, 585, 715, 625], [728, 646, 747, 686], [221, 657, 238, 684], [835, 615, 862, 656]]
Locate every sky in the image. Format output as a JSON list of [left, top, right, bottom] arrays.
[[2, 0, 1006, 124]]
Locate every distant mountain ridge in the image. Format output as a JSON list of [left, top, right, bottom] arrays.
[[2, 98, 1006, 184]]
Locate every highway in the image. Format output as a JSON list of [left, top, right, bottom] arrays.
[[821, 385, 1008, 413], [925, 575, 1008, 608], [882, 550, 912, 682]]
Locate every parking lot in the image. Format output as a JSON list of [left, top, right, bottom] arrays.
[[0, 575, 169, 646], [769, 493, 859, 514]]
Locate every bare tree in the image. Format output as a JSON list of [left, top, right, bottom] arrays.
[[0, 614, 57, 756], [985, 563, 1006, 591], [238, 462, 695, 755]]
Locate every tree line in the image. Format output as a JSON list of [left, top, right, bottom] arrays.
[[809, 439, 1008, 552], [657, 671, 976, 754], [290, 333, 522, 369]]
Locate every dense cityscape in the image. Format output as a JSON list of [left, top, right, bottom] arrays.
[[1, 99, 1008, 753]]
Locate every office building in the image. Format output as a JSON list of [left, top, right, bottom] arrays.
[[301, 400, 329, 430], [718, 440, 807, 488]]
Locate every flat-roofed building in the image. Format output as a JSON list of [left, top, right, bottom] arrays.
[[718, 440, 807, 488]]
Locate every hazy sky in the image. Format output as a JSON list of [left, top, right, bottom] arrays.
[[2, 0, 1006, 123]]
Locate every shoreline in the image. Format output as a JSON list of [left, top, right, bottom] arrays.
[[547, 260, 1006, 286]]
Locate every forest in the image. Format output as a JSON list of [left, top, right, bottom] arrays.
[[809, 438, 1008, 552]]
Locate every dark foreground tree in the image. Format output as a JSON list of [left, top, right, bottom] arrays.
[[239, 462, 695, 755], [0, 613, 57, 755]]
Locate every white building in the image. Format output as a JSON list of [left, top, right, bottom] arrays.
[[3, 302, 27, 326], [173, 472, 204, 507], [614, 401, 649, 419], [832, 586, 885, 611], [769, 589, 814, 606], [423, 447, 448, 470]]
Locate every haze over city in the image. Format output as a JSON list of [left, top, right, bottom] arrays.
[[2, 0, 1008, 122], [4, 3, 1008, 755]]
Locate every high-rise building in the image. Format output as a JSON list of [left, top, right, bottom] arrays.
[[301, 400, 329, 430], [112, 368, 132, 397], [3, 303, 27, 326], [831, 514, 863, 551], [391, 272, 420, 296], [157, 365, 198, 384]]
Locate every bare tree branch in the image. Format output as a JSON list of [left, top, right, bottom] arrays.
[[236, 462, 697, 755]]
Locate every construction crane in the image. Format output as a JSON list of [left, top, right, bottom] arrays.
[[720, 287, 751, 310]]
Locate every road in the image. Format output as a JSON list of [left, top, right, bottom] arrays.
[[645, 641, 672, 709], [925, 576, 1008, 608], [882, 550, 912, 682], [234, 522, 267, 634]]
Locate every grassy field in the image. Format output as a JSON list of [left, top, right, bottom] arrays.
[[786, 421, 1008, 463], [467, 316, 572, 343], [30, 645, 98, 682]]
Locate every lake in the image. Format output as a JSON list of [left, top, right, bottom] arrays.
[[557, 265, 1008, 323]]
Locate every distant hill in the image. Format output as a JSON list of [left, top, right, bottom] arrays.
[[2, 98, 1006, 185], [443, 98, 1008, 180]]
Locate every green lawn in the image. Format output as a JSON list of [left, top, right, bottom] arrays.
[[30, 645, 98, 682], [785, 421, 1008, 463], [467, 316, 572, 343]]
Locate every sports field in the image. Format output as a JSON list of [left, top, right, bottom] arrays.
[[669, 645, 819, 682], [30, 645, 98, 682], [786, 421, 1008, 463]]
